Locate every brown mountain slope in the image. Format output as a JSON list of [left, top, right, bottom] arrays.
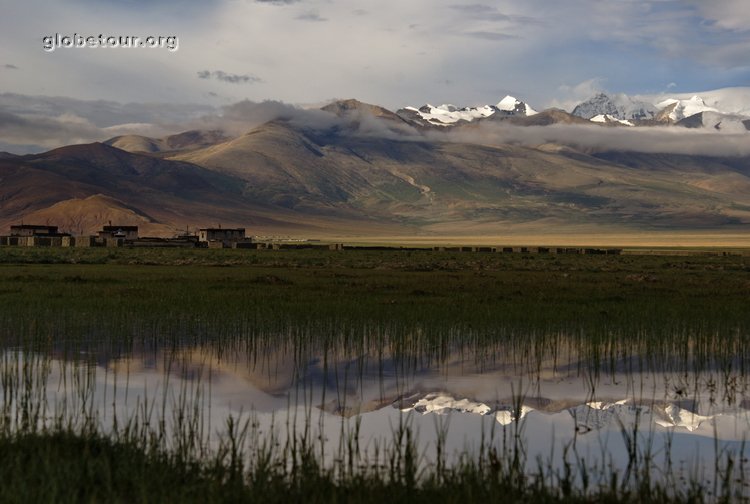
[[4, 116, 750, 238], [171, 119, 750, 232], [103, 135, 164, 153], [321, 99, 406, 122], [104, 130, 229, 154], [507, 109, 593, 126], [20, 194, 173, 236], [0, 142, 357, 235]]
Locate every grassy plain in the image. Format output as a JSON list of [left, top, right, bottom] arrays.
[[1, 247, 749, 353]]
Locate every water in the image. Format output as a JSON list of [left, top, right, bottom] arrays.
[[3, 335, 750, 495]]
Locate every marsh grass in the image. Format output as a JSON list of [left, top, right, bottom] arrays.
[[1, 248, 749, 384], [0, 383, 728, 504], [0, 342, 747, 503], [1, 248, 750, 502]]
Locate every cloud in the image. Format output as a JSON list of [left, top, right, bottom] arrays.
[[188, 99, 414, 138], [0, 109, 171, 153], [190, 97, 750, 157], [0, 93, 409, 153], [0, 93, 213, 128], [448, 4, 541, 25], [4, 64, 19, 70], [548, 78, 607, 111], [436, 122, 750, 157], [2, 0, 749, 118], [1, 90, 748, 160], [0, 93, 215, 153], [685, 0, 750, 32], [296, 11, 327, 22], [463, 31, 518, 41], [197, 70, 262, 84]]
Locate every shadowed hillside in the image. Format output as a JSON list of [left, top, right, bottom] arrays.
[[2, 102, 750, 238]]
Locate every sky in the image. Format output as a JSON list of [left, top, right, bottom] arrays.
[[0, 0, 749, 152]]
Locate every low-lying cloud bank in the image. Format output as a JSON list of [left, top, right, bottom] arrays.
[[1, 93, 748, 158], [437, 123, 750, 157], [189, 99, 340, 135], [0, 93, 213, 153]]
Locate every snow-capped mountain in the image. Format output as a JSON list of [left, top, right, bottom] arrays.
[[397, 95, 537, 127], [638, 87, 750, 118], [656, 96, 719, 122], [677, 111, 750, 133], [572, 87, 750, 128], [392, 87, 749, 131], [496, 95, 538, 116], [590, 114, 634, 126], [572, 93, 658, 121]]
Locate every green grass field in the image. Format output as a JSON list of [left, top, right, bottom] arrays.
[[1, 247, 749, 363]]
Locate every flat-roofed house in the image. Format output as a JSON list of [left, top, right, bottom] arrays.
[[97, 226, 139, 241], [10, 225, 59, 237], [198, 228, 246, 247]]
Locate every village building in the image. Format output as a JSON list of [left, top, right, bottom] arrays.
[[198, 227, 246, 247], [10, 225, 60, 237], [97, 225, 139, 241], [5, 224, 70, 247]]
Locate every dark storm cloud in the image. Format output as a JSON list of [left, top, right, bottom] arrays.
[[197, 71, 262, 84]]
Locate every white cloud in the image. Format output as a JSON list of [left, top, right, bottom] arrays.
[[0, 0, 748, 112], [440, 122, 750, 157], [685, 0, 750, 32], [548, 78, 607, 111]]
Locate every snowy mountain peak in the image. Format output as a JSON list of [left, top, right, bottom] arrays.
[[398, 96, 537, 127], [590, 114, 634, 126], [497, 95, 538, 116], [396, 87, 750, 131], [572, 93, 657, 121], [655, 95, 718, 122]]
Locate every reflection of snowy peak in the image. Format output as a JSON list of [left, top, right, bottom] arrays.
[[395, 392, 724, 433], [572, 93, 657, 121], [397, 393, 534, 425], [398, 95, 537, 127]]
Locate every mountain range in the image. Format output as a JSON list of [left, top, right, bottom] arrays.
[[400, 87, 750, 130], [1, 88, 750, 241]]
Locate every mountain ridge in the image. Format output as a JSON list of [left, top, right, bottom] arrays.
[[396, 87, 750, 130], [2, 92, 750, 238]]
